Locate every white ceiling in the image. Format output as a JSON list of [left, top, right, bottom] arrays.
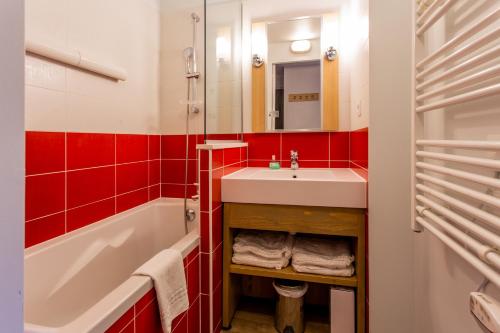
[[246, 0, 350, 21], [267, 17, 322, 43]]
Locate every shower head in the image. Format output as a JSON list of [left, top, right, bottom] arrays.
[[191, 13, 200, 22]]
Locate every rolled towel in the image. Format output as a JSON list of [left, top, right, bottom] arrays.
[[292, 263, 355, 277], [232, 252, 290, 270], [292, 237, 354, 270], [133, 249, 189, 333], [233, 231, 293, 260]]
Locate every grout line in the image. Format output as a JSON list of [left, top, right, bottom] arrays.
[[64, 132, 68, 233], [26, 160, 155, 177], [25, 210, 66, 224], [114, 134, 117, 214]]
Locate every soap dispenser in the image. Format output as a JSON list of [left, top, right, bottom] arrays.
[[269, 155, 280, 169]]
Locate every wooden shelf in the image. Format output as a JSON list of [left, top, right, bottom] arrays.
[[230, 264, 357, 287]]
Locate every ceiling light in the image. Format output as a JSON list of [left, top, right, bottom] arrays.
[[290, 40, 311, 54]]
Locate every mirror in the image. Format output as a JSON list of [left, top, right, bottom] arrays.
[[248, 2, 341, 133], [205, 0, 348, 135]]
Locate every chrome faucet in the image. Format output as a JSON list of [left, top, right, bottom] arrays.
[[290, 150, 299, 170]]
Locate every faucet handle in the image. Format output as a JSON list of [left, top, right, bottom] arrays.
[[290, 150, 298, 159]]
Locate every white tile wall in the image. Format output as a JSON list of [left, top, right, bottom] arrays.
[[25, 0, 161, 134]]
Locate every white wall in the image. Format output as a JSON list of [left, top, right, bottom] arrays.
[[369, 0, 415, 332], [283, 63, 322, 129], [25, 0, 160, 134], [346, 0, 369, 130], [160, 0, 205, 135], [0, 0, 24, 331], [413, 1, 500, 332]]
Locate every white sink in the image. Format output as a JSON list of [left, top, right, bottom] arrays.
[[222, 168, 367, 208]]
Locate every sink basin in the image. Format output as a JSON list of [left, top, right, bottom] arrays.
[[221, 168, 367, 208]]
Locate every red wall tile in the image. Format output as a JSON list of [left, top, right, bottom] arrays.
[[26, 132, 65, 175], [25, 131, 172, 248], [148, 135, 161, 160], [135, 300, 163, 333], [281, 132, 329, 161], [149, 185, 161, 200], [223, 148, 240, 166], [162, 135, 197, 160], [117, 162, 149, 194], [212, 150, 223, 170], [243, 133, 280, 161], [25, 212, 65, 247], [149, 160, 161, 185], [117, 134, 148, 163], [187, 297, 200, 333], [26, 173, 65, 220], [66, 198, 115, 232], [187, 255, 200, 304], [67, 133, 115, 170], [330, 132, 350, 161], [200, 212, 210, 253], [67, 166, 115, 209], [200, 253, 210, 294], [116, 188, 149, 213], [350, 128, 368, 169]]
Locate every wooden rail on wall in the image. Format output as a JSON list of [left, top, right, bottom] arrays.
[[322, 56, 339, 131], [252, 64, 266, 132]]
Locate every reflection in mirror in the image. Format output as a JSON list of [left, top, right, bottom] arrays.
[[249, 7, 340, 133], [205, 0, 367, 135], [205, 0, 243, 136]]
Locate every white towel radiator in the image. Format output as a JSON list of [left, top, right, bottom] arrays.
[[412, 0, 500, 291]]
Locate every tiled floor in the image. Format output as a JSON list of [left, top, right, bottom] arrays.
[[223, 298, 330, 333]]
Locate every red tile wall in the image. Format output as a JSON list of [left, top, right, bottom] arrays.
[[105, 247, 200, 333], [161, 134, 204, 199], [242, 132, 350, 168], [25, 131, 162, 248], [198, 146, 248, 333]]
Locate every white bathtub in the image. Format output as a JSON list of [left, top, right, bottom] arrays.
[[24, 198, 199, 333]]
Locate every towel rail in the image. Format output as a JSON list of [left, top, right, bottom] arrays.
[[416, 173, 500, 210], [413, 0, 500, 294], [416, 45, 500, 91], [417, 8, 500, 69], [416, 206, 500, 269], [25, 40, 127, 81], [416, 27, 500, 80], [416, 83, 500, 113], [416, 64, 500, 102], [416, 197, 500, 248], [416, 216, 500, 288], [416, 0, 459, 36], [416, 162, 500, 189], [416, 140, 500, 150], [416, 150, 500, 169], [417, 184, 500, 235], [416, 0, 442, 26]]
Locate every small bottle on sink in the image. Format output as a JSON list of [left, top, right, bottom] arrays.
[[269, 155, 281, 169]]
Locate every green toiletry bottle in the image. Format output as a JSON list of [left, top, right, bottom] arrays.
[[269, 155, 280, 169]]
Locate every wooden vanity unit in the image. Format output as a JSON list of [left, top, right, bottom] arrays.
[[222, 203, 366, 333]]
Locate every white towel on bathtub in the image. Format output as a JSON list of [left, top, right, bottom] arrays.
[[133, 249, 189, 333]]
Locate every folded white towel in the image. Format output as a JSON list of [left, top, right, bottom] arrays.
[[292, 237, 354, 269], [233, 231, 293, 260], [292, 263, 355, 277], [133, 249, 189, 333], [232, 252, 290, 269]]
